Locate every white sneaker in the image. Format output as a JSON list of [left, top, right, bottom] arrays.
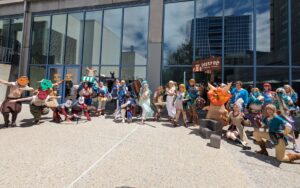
[[122, 119, 125, 123], [293, 144, 300, 153]]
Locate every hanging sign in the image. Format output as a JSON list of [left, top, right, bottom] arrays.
[[192, 56, 221, 73]]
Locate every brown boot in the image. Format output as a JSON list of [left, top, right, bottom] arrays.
[[255, 141, 269, 156], [287, 153, 300, 162]]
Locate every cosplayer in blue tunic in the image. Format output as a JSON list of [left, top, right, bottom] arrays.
[[118, 84, 128, 107], [187, 84, 200, 106], [230, 87, 249, 109], [262, 115, 288, 145]]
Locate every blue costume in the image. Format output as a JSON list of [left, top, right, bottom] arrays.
[[246, 91, 264, 128], [118, 85, 128, 107], [230, 88, 249, 109], [187, 85, 200, 107], [262, 116, 288, 145]]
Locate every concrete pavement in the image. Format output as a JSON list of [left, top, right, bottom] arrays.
[[0, 104, 299, 188]]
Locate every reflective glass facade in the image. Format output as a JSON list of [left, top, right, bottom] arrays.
[[163, 0, 300, 95], [28, 4, 149, 98], [0, 17, 23, 81]]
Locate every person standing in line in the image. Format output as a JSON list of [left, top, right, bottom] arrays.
[[138, 81, 154, 124], [166, 80, 176, 122]]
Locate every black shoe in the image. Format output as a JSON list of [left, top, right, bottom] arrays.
[[242, 146, 251, 150], [11, 122, 17, 127]]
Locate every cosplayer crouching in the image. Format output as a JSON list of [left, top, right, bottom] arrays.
[[0, 76, 34, 127], [121, 91, 136, 123], [53, 100, 73, 123], [254, 104, 300, 162], [72, 96, 91, 121], [226, 99, 251, 150], [10, 79, 60, 124]]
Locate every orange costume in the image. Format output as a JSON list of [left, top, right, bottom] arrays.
[[204, 83, 232, 126]]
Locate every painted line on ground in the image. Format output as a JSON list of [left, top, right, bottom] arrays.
[[65, 125, 139, 188]]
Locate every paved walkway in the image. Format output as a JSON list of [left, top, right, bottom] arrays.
[[0, 104, 299, 188]]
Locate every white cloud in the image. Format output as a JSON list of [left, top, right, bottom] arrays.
[[256, 10, 270, 52]]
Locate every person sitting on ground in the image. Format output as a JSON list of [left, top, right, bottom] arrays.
[[254, 104, 300, 162], [226, 99, 251, 150]]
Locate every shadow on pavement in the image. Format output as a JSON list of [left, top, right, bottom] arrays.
[[241, 150, 281, 167]]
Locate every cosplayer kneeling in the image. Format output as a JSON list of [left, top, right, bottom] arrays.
[[72, 96, 91, 121], [121, 91, 135, 123], [0, 76, 34, 127], [226, 99, 251, 150], [254, 104, 300, 162], [138, 81, 154, 124], [274, 88, 299, 153], [173, 84, 189, 127]]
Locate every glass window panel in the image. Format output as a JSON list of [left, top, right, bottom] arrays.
[[6, 18, 23, 81], [31, 16, 50, 65], [292, 0, 300, 65], [101, 9, 122, 65], [122, 6, 149, 66], [0, 19, 10, 64], [29, 66, 46, 90], [292, 68, 300, 100], [121, 66, 146, 81], [257, 0, 288, 66], [224, 0, 253, 65], [256, 68, 289, 89], [161, 67, 193, 86], [100, 66, 120, 79], [49, 14, 66, 65], [163, 1, 194, 65], [195, 0, 223, 60], [0, 19, 10, 48], [65, 13, 84, 65], [83, 11, 102, 66], [224, 67, 254, 87]]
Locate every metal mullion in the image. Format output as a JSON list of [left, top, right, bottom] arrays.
[[63, 14, 68, 66], [221, 0, 225, 83], [253, 0, 256, 87], [79, 12, 86, 77], [5, 19, 12, 64], [288, 0, 292, 85], [160, 2, 166, 85], [45, 15, 52, 78], [99, 10, 104, 74], [119, 8, 125, 79], [192, 0, 196, 79], [145, 5, 150, 81]]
